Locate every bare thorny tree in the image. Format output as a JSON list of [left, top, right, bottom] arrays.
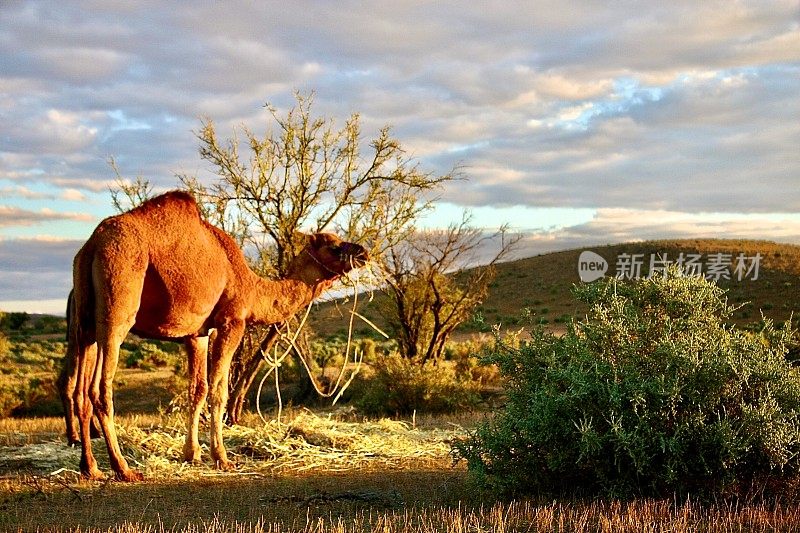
[[108, 92, 515, 422], [379, 216, 519, 365], [178, 93, 454, 422]]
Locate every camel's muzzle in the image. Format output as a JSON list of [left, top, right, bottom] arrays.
[[341, 242, 369, 267]]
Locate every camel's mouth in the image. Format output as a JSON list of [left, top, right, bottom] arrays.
[[340, 242, 369, 268]]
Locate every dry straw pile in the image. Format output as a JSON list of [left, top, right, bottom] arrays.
[[120, 409, 462, 478]]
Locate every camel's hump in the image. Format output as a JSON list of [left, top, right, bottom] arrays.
[[129, 190, 201, 218]]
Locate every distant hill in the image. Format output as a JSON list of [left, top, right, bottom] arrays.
[[309, 239, 800, 339]]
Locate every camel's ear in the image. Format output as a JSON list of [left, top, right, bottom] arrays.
[[292, 231, 311, 247], [307, 232, 335, 250]]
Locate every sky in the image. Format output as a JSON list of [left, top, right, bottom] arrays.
[[1, 1, 799, 314]]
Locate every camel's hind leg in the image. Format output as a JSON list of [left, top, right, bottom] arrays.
[[59, 290, 101, 446], [92, 323, 143, 482], [60, 351, 102, 446], [183, 335, 209, 463], [90, 252, 146, 482], [75, 340, 103, 479], [59, 290, 83, 446], [58, 338, 81, 446]]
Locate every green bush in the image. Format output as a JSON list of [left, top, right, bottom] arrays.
[[31, 315, 67, 334], [357, 338, 378, 363], [0, 376, 62, 417], [124, 341, 178, 370], [0, 332, 10, 360], [455, 270, 800, 497], [446, 337, 503, 388], [0, 383, 18, 417], [0, 311, 29, 330], [308, 338, 346, 372], [355, 353, 480, 415]]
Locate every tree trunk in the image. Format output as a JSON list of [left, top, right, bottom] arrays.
[[226, 324, 280, 424]]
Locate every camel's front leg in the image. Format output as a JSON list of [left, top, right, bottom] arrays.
[[208, 320, 245, 469], [183, 335, 209, 463]]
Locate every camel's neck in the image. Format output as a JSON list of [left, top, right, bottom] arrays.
[[248, 274, 331, 325]]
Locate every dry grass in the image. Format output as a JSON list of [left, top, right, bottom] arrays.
[[119, 408, 465, 478], [0, 409, 476, 532], [7, 488, 800, 532], [0, 416, 64, 445], [5, 410, 800, 531]]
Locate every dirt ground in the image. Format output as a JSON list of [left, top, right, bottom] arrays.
[[0, 412, 480, 531], [1, 446, 475, 531]]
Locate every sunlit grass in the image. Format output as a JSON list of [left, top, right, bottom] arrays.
[[5, 407, 800, 532], [6, 495, 800, 532]]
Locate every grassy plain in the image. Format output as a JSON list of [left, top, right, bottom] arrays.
[[7, 408, 800, 533], [2, 239, 800, 531]]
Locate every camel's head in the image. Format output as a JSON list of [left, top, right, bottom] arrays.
[[297, 232, 370, 281]]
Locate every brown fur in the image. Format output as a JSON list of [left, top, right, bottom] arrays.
[[63, 191, 367, 481]]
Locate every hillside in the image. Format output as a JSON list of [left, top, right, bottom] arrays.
[[3, 239, 798, 342], [309, 239, 800, 338]]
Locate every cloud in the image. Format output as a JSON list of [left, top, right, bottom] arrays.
[[0, 237, 81, 302], [0, 184, 86, 201], [1, 108, 100, 154], [440, 65, 800, 212], [0, 206, 95, 227], [0, 184, 51, 200], [513, 209, 800, 258], [59, 188, 87, 201]]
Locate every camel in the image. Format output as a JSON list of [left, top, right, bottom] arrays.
[[63, 190, 368, 481]]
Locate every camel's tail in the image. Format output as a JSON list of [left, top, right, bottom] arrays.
[[65, 289, 73, 342], [57, 289, 74, 388], [71, 244, 96, 342]]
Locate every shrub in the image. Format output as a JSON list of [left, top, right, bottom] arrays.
[[0, 311, 29, 330], [446, 336, 503, 388], [455, 270, 800, 498], [309, 336, 389, 369], [355, 353, 480, 415], [357, 338, 377, 363], [31, 315, 67, 334], [0, 383, 18, 417], [0, 332, 10, 360], [0, 376, 62, 417], [12, 344, 50, 366], [124, 341, 178, 370], [308, 338, 346, 373]]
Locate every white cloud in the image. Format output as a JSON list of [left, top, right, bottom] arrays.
[[37, 46, 130, 82], [0, 205, 95, 227], [514, 209, 800, 258], [534, 74, 614, 100], [0, 185, 50, 200], [59, 188, 87, 201]]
